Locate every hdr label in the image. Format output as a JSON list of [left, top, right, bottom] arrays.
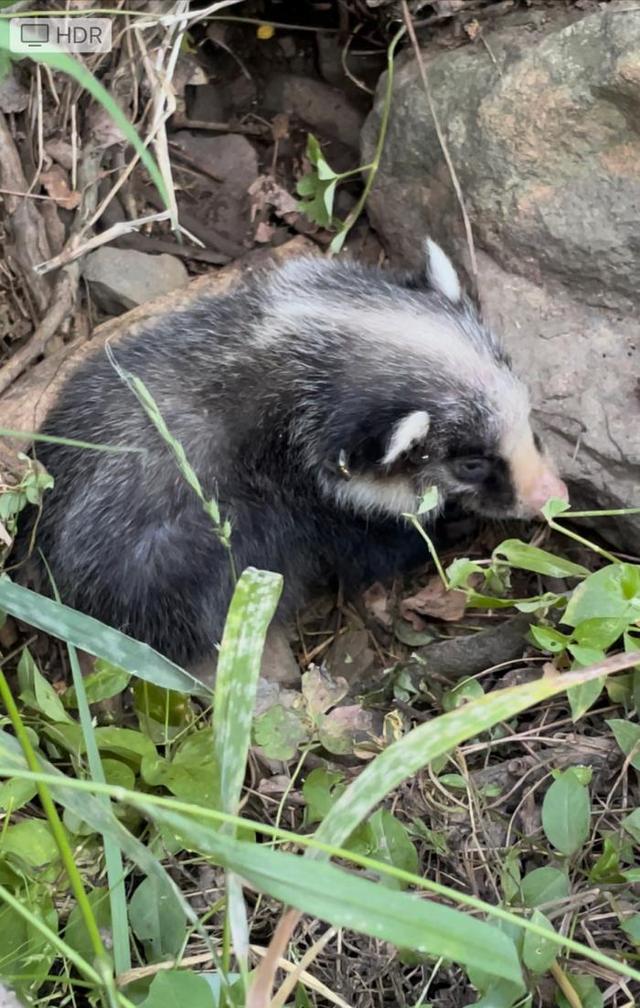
[[10, 17, 112, 54]]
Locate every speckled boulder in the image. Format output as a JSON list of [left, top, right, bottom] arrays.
[[362, 5, 640, 310]]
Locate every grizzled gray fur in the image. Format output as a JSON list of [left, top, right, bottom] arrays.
[[16, 243, 566, 666]]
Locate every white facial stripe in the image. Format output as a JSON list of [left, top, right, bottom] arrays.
[[425, 239, 461, 302], [383, 410, 430, 465], [333, 473, 418, 518]]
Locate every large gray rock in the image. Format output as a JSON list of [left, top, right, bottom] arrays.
[[362, 5, 640, 308], [361, 5, 640, 548], [83, 247, 188, 314]]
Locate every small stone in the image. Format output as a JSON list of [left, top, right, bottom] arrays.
[[83, 247, 188, 315], [263, 73, 365, 150]]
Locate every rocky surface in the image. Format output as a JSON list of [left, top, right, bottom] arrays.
[[263, 73, 366, 150], [362, 3, 640, 549], [83, 247, 188, 314]]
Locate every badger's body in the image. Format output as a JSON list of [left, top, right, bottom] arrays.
[[18, 243, 566, 666]]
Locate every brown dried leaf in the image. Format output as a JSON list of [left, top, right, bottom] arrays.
[[301, 666, 348, 716], [271, 113, 290, 141], [254, 220, 274, 243], [44, 137, 74, 171], [248, 174, 300, 222], [39, 166, 80, 211], [464, 18, 481, 41], [319, 704, 375, 755], [401, 576, 467, 624], [362, 581, 393, 628]]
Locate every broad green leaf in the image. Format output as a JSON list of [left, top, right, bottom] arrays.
[[573, 617, 629, 650], [214, 567, 282, 827], [64, 888, 112, 966], [0, 774, 38, 812], [17, 647, 72, 724], [493, 540, 589, 579], [303, 768, 345, 825], [520, 867, 570, 909], [621, 807, 640, 844], [102, 758, 136, 790], [522, 910, 557, 974], [0, 21, 168, 210], [1, 820, 60, 868], [129, 874, 188, 962], [253, 704, 307, 760], [93, 726, 156, 767], [418, 486, 439, 515], [140, 970, 217, 1008], [541, 498, 571, 520], [607, 719, 640, 770], [0, 579, 208, 696], [563, 564, 640, 627], [0, 890, 58, 998], [555, 974, 603, 1008], [541, 769, 590, 856], [529, 625, 570, 654], [589, 836, 625, 884], [65, 659, 131, 707], [567, 675, 605, 721], [446, 557, 485, 590], [131, 802, 523, 986], [352, 809, 419, 890], [442, 677, 484, 711], [568, 645, 605, 667], [621, 914, 640, 946], [471, 979, 525, 1008], [500, 850, 521, 904]]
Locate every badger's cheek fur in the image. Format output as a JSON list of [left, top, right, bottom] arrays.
[[506, 429, 569, 517], [332, 472, 418, 517]]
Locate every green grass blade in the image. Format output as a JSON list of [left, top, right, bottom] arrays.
[[313, 657, 639, 852], [212, 568, 282, 977], [0, 580, 209, 697], [65, 641, 131, 974], [124, 803, 524, 987], [2, 767, 639, 984], [214, 568, 282, 823], [0, 23, 168, 211]]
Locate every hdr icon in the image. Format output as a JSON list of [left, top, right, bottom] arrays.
[[10, 17, 112, 54]]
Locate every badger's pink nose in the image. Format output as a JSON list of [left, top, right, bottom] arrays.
[[526, 471, 569, 514]]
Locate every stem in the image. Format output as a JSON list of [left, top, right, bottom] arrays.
[[549, 519, 620, 565], [561, 507, 640, 519], [0, 669, 117, 1007], [329, 23, 406, 252], [403, 513, 449, 588]]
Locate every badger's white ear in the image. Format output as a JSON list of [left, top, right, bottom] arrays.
[[425, 238, 462, 303], [382, 410, 430, 466]]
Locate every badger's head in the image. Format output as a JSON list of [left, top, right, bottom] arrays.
[[293, 240, 568, 522]]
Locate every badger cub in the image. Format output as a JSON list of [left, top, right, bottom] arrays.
[[20, 241, 567, 666]]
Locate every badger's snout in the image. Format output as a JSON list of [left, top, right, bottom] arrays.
[[521, 469, 569, 516]]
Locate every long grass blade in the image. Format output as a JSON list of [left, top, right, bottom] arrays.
[[0, 580, 209, 696]]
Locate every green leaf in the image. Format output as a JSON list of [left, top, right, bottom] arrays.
[[555, 974, 603, 1008], [64, 888, 112, 966], [140, 970, 217, 1008], [253, 704, 307, 760], [215, 567, 283, 826], [522, 910, 557, 974], [132, 802, 523, 986], [541, 498, 571, 521], [418, 486, 439, 515], [621, 807, 640, 844], [65, 659, 131, 707], [0, 578, 209, 696], [0, 774, 38, 812], [573, 617, 629, 650], [129, 874, 188, 962], [541, 768, 590, 856], [589, 836, 625, 884], [17, 646, 73, 724], [446, 557, 485, 590], [620, 914, 640, 947], [529, 625, 570, 654], [493, 540, 588, 579], [607, 719, 640, 771], [0, 890, 58, 998], [358, 809, 419, 890], [563, 564, 640, 628], [520, 867, 570, 909], [567, 675, 605, 721], [1, 819, 60, 868], [303, 768, 345, 825]]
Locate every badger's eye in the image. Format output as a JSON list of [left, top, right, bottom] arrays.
[[450, 456, 493, 483]]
